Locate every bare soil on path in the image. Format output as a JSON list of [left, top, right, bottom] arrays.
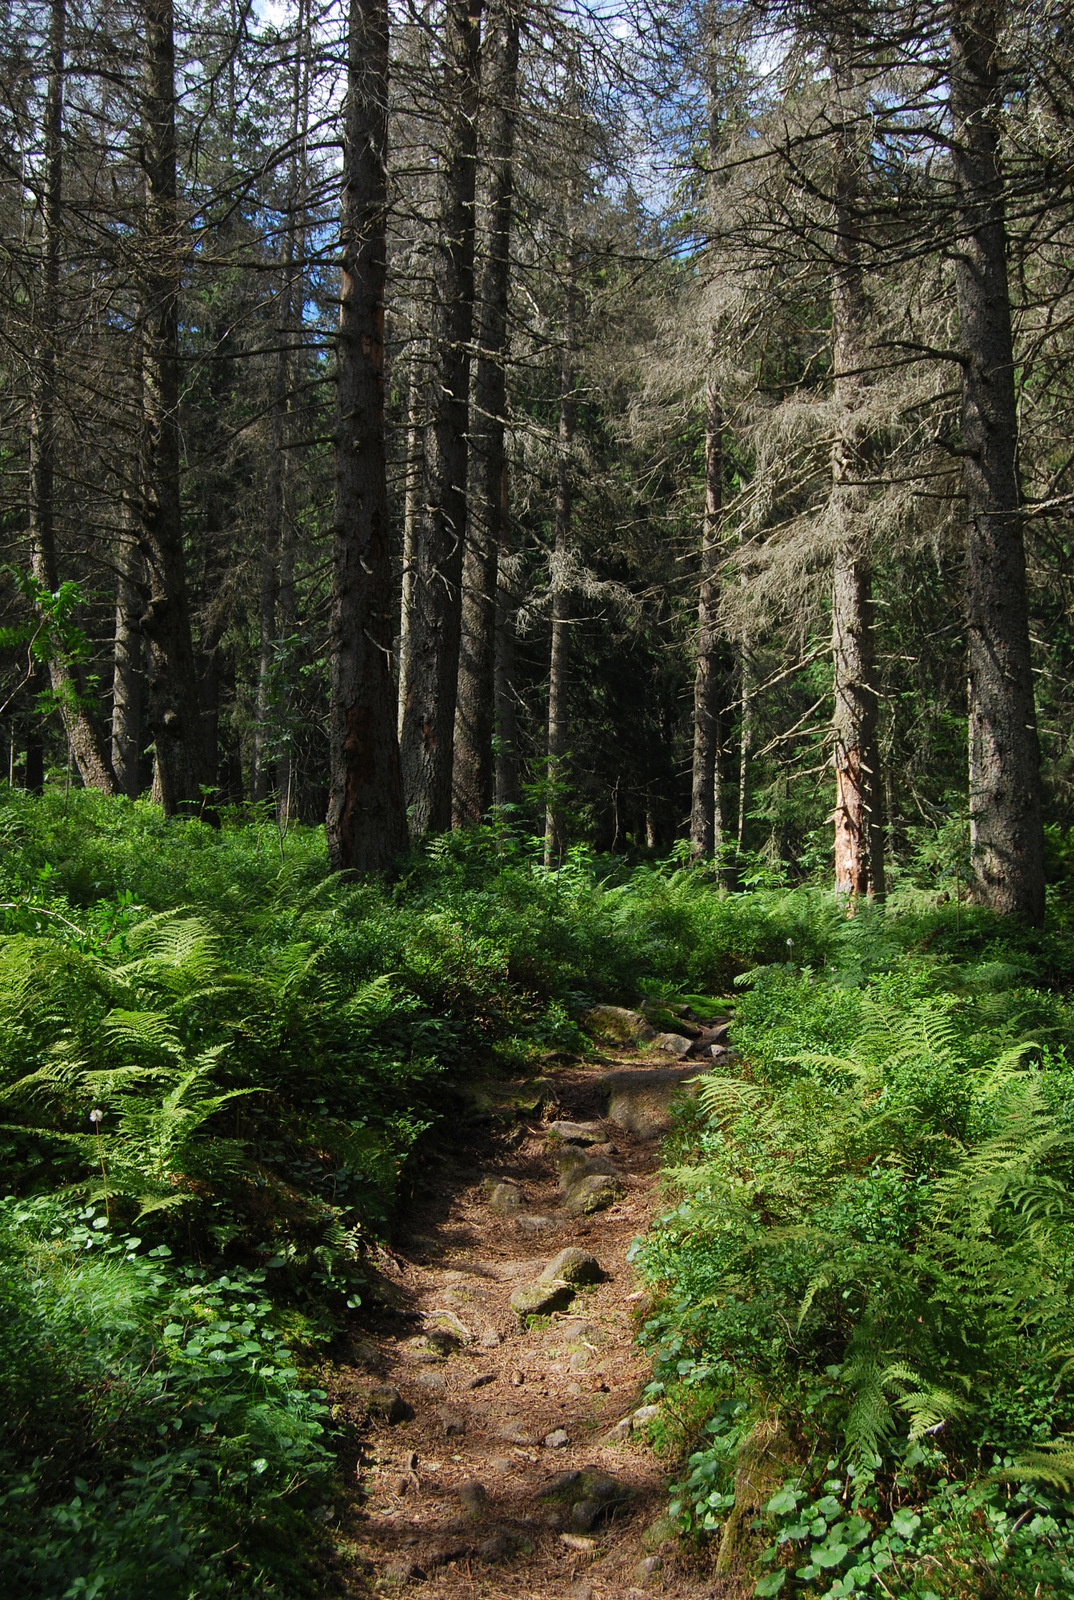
[[323, 1043, 733, 1600]]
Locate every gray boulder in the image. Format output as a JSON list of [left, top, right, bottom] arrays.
[[539, 1247, 604, 1286], [581, 1005, 656, 1045], [546, 1119, 606, 1145], [509, 1279, 575, 1317]]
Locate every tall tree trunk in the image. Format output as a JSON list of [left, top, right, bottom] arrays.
[[398, 0, 482, 834], [950, 0, 1044, 922], [112, 508, 144, 797], [397, 363, 425, 737], [138, 0, 203, 813], [690, 378, 724, 860], [275, 497, 296, 823], [830, 79, 884, 899], [28, 0, 118, 794], [453, 0, 520, 826], [325, 0, 408, 876], [543, 252, 578, 870], [493, 550, 521, 806], [737, 646, 751, 850]]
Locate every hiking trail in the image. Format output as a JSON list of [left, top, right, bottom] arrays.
[[323, 1017, 742, 1599]]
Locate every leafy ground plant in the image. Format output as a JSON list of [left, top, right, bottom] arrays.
[[639, 924, 1074, 1597]]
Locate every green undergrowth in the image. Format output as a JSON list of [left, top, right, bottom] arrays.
[[3, 786, 1074, 1594], [637, 910, 1074, 1599]]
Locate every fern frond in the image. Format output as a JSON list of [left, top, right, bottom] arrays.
[[1000, 1439, 1074, 1491]]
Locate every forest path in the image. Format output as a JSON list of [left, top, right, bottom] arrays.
[[324, 1042, 728, 1600]]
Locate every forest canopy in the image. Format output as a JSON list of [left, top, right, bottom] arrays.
[[1, 0, 1071, 917]]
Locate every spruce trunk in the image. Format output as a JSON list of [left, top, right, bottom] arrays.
[[397, 0, 482, 834], [830, 91, 884, 898], [453, 0, 520, 826], [690, 381, 724, 861], [139, 0, 204, 812], [111, 512, 144, 797], [950, 0, 1044, 922], [543, 255, 577, 870], [325, 0, 408, 876], [29, 0, 118, 794]]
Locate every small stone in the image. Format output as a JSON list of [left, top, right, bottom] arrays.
[[633, 1555, 663, 1580], [642, 1512, 677, 1549], [632, 1403, 660, 1427], [401, 1334, 451, 1363], [509, 1280, 575, 1317], [546, 1120, 606, 1145], [563, 1174, 622, 1217], [649, 1030, 693, 1058], [539, 1247, 605, 1287], [379, 1559, 424, 1585], [349, 1339, 382, 1370], [429, 1310, 472, 1344], [436, 1406, 466, 1437], [480, 1329, 504, 1347], [515, 1214, 553, 1233], [580, 1470, 625, 1503], [423, 1545, 468, 1570], [544, 1428, 570, 1449], [467, 1371, 496, 1389], [476, 1532, 513, 1562], [458, 1481, 488, 1513], [605, 1414, 633, 1442], [510, 1370, 525, 1386], [537, 1469, 582, 1500], [367, 1385, 409, 1423], [497, 1421, 534, 1445], [486, 1180, 526, 1213], [571, 1497, 602, 1531], [568, 1348, 589, 1372]]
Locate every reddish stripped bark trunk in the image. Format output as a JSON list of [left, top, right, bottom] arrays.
[[830, 74, 884, 898]]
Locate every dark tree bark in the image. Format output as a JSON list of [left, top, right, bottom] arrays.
[[324, 0, 408, 876], [543, 250, 578, 870], [138, 0, 204, 813], [111, 511, 144, 797], [950, 0, 1044, 922], [28, 0, 118, 794], [493, 550, 521, 807], [830, 83, 884, 899], [398, 0, 483, 835], [397, 360, 425, 736], [690, 379, 725, 860], [453, 0, 520, 826]]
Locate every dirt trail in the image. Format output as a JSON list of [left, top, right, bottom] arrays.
[[325, 1041, 722, 1600]]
